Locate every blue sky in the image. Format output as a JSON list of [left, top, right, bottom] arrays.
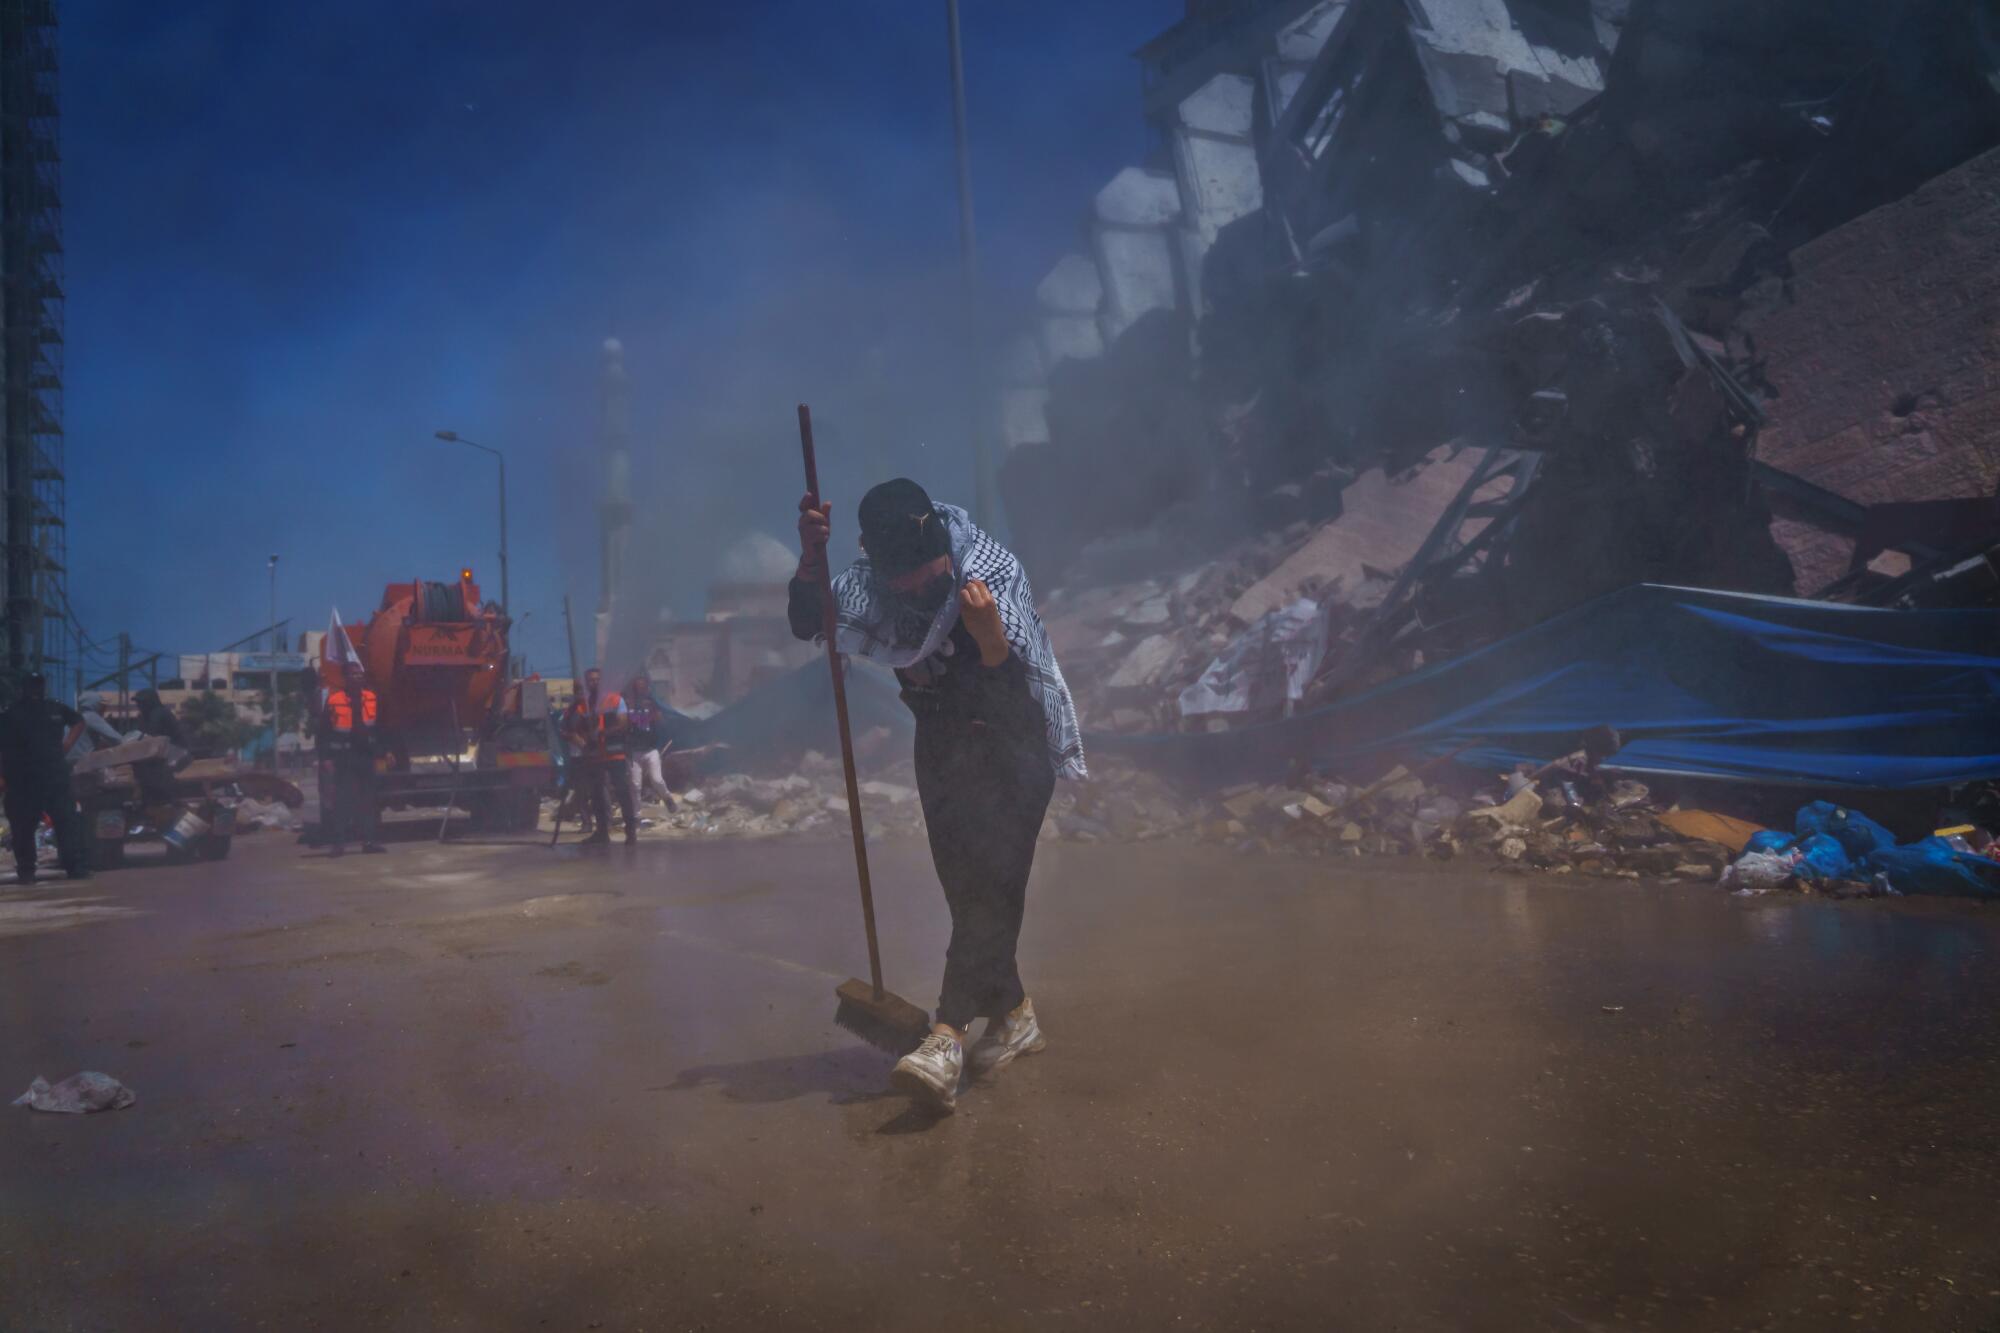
[[63, 0, 1182, 675]]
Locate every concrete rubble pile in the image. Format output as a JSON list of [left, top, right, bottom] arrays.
[[1038, 523, 1322, 734], [640, 753, 928, 842], [1041, 756, 1747, 885], [656, 1, 2000, 893], [1003, 0, 2000, 711], [653, 740, 1998, 897], [1040, 444, 1494, 731], [664, 750, 1748, 891]]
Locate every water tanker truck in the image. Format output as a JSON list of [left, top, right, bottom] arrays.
[[319, 570, 553, 832]]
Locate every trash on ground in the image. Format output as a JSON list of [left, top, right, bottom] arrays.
[[13, 1072, 138, 1114], [1717, 802, 2000, 899]]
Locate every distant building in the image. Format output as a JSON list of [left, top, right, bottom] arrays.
[[644, 531, 816, 713], [89, 645, 314, 755]]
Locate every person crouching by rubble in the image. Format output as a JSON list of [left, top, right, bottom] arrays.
[[0, 673, 87, 883], [316, 661, 384, 857], [790, 478, 1086, 1112]]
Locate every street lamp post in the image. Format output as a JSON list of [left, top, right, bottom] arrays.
[[434, 431, 509, 620], [946, 0, 992, 531], [268, 554, 280, 770]]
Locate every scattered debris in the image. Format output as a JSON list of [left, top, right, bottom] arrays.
[[1656, 810, 1766, 855], [649, 756, 1997, 913], [13, 1072, 137, 1114], [233, 799, 302, 833], [1718, 801, 2000, 900]]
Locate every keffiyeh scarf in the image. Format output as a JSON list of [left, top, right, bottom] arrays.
[[824, 505, 1086, 780]]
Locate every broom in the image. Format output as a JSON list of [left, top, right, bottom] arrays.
[[798, 404, 933, 1056]]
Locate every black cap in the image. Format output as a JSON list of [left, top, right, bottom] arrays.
[[857, 479, 949, 577]]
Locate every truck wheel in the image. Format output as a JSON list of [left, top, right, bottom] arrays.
[[93, 839, 126, 871]]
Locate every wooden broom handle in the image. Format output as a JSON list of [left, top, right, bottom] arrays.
[[798, 404, 884, 998]]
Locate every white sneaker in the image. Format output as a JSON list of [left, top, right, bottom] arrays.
[[891, 1032, 964, 1112], [970, 999, 1047, 1075]]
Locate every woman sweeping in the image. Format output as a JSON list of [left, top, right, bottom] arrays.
[[790, 479, 1086, 1112]]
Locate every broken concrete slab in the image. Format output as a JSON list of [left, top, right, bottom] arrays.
[[1468, 786, 1545, 826], [1037, 253, 1108, 369], [1094, 228, 1180, 344], [1038, 253, 1105, 314], [1227, 447, 1487, 625], [1095, 166, 1185, 229], [1107, 634, 1183, 690]]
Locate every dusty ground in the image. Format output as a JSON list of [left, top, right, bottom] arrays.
[[3, 822, 1999, 1332]]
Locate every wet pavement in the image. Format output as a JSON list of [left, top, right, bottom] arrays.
[[3, 826, 1999, 1331]]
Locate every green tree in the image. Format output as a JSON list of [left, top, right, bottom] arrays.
[[253, 685, 313, 738], [178, 694, 257, 758]]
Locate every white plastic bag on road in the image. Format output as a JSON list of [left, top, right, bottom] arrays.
[[12, 1071, 137, 1114], [1719, 849, 1801, 896]]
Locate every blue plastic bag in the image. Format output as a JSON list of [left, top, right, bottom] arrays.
[[1744, 829, 1797, 855], [1794, 801, 1897, 860], [1792, 832, 1855, 883], [1864, 838, 2000, 899]]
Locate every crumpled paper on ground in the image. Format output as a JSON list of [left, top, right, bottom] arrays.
[[12, 1071, 137, 1113]]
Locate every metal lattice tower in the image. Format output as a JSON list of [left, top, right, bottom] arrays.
[[0, 0, 67, 690]]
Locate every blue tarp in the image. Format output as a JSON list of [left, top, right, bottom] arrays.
[[1095, 585, 2000, 790]]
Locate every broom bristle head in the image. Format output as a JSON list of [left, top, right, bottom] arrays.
[[833, 977, 930, 1056]]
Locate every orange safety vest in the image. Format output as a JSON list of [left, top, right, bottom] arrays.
[[326, 688, 378, 733], [566, 692, 625, 758]]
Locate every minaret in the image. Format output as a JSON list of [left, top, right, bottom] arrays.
[[597, 337, 633, 667]]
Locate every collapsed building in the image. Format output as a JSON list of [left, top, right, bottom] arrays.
[[657, 0, 2000, 899], [994, 0, 2000, 736]]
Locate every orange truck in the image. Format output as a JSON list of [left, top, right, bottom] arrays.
[[320, 571, 554, 832]]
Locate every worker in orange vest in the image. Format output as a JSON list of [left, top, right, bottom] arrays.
[[561, 667, 637, 845], [317, 660, 384, 857]]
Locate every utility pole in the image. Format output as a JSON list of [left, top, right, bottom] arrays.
[[269, 555, 280, 769], [432, 431, 509, 619], [562, 593, 581, 685], [947, 0, 993, 530], [117, 632, 130, 713]]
